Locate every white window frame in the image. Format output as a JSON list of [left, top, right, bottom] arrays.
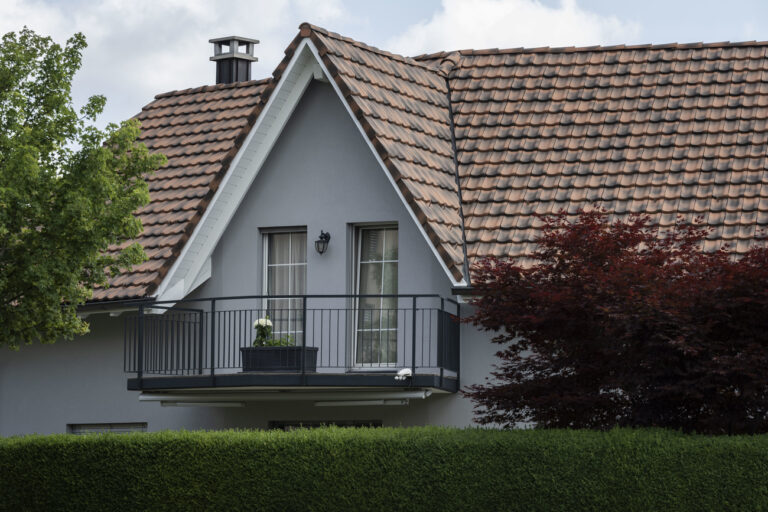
[[353, 225, 399, 368], [262, 229, 307, 341]]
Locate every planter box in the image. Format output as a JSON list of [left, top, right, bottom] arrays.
[[240, 346, 319, 372]]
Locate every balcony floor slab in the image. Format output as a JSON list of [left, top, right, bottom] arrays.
[[127, 372, 458, 393]]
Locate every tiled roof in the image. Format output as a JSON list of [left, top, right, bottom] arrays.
[[95, 26, 768, 301], [93, 79, 270, 301], [415, 41, 768, 266]]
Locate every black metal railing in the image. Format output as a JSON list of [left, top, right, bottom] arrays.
[[124, 294, 460, 381]]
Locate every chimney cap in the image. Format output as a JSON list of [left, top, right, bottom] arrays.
[[208, 35, 260, 45], [209, 36, 259, 62]]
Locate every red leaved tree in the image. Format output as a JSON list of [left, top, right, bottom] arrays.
[[465, 209, 768, 434]]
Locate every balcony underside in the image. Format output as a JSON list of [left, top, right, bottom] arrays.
[[128, 372, 458, 393]]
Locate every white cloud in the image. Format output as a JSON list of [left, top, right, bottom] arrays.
[[0, 0, 641, 126], [295, 0, 344, 23], [387, 0, 640, 56], [0, 0, 346, 127], [741, 20, 765, 41]]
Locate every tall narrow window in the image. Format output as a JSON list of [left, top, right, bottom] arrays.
[[355, 226, 398, 366], [264, 231, 307, 344]]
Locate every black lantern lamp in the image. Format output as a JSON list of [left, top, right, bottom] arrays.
[[315, 230, 331, 255]]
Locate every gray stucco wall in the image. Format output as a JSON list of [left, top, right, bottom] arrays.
[[0, 80, 500, 435], [194, 80, 452, 300], [0, 313, 498, 435]]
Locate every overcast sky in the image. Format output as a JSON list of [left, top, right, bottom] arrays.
[[3, 0, 768, 127]]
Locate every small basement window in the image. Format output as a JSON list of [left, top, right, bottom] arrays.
[[268, 420, 382, 431], [67, 422, 148, 435]]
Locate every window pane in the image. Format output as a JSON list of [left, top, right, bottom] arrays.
[[358, 296, 381, 330], [264, 231, 306, 348], [267, 265, 290, 296], [356, 331, 380, 365], [291, 265, 306, 295], [383, 329, 397, 364], [359, 262, 382, 295], [268, 233, 291, 265], [356, 227, 399, 365], [383, 228, 398, 260], [360, 229, 384, 262], [267, 298, 290, 337], [291, 233, 307, 264], [382, 262, 397, 295], [382, 296, 398, 328]]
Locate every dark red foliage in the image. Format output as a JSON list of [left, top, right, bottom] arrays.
[[465, 209, 768, 434]]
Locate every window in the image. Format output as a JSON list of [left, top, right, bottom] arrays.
[[263, 231, 307, 344], [67, 422, 147, 435], [268, 420, 382, 430], [355, 226, 398, 366]]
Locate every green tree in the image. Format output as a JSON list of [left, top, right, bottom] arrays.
[[0, 28, 165, 348]]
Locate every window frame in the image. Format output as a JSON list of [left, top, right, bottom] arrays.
[[261, 229, 308, 341], [353, 224, 399, 367]]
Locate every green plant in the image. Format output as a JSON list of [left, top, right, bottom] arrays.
[[262, 334, 294, 347], [252, 317, 294, 347], [0, 29, 165, 348], [252, 316, 272, 346], [2, 427, 768, 511]]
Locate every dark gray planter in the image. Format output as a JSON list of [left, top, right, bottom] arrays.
[[240, 346, 319, 372]]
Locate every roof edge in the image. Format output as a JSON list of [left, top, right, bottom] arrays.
[[299, 22, 446, 75], [153, 77, 272, 100], [412, 38, 768, 61]]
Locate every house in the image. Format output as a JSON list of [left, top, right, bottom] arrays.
[[2, 23, 768, 434]]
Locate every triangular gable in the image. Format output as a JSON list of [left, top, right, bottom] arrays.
[[301, 25, 466, 282], [153, 29, 467, 303]]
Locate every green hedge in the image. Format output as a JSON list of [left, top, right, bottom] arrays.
[[1, 427, 767, 511]]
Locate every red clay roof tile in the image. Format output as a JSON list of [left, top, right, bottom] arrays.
[[91, 78, 270, 301], [94, 25, 768, 301]]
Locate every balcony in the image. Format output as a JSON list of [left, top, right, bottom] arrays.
[[124, 295, 460, 395]]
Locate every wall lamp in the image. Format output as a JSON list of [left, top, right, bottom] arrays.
[[315, 230, 331, 254]]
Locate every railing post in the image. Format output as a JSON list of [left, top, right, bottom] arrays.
[[198, 307, 204, 375], [301, 296, 307, 384], [137, 304, 145, 385], [439, 298, 445, 389], [456, 301, 461, 384], [411, 296, 417, 382], [210, 298, 216, 380]]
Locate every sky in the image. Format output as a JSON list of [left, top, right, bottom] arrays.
[[3, 0, 768, 127]]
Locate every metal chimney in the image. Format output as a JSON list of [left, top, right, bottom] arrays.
[[209, 36, 259, 84]]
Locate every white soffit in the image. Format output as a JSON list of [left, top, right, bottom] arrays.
[[154, 41, 317, 303], [153, 37, 464, 304]]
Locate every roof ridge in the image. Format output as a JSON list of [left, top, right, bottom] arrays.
[[153, 78, 272, 100], [299, 22, 445, 75], [413, 39, 768, 60]]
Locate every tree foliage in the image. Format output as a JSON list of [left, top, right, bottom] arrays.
[[0, 28, 165, 348], [466, 209, 768, 434]]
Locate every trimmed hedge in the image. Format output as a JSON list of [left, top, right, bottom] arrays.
[[1, 427, 767, 511]]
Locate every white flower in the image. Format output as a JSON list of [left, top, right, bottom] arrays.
[[254, 317, 272, 328]]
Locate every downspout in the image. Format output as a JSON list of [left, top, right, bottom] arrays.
[[442, 54, 471, 286]]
